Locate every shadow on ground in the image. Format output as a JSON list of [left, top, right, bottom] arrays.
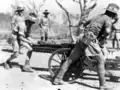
[[2, 48, 13, 53], [38, 72, 99, 89], [0, 61, 49, 72], [39, 74, 52, 82]]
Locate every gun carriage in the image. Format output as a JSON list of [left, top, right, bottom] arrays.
[[32, 42, 120, 83]]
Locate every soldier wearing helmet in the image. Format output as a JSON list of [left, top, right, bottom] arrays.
[[106, 3, 119, 15], [52, 3, 119, 90], [4, 6, 38, 72], [39, 9, 50, 41]]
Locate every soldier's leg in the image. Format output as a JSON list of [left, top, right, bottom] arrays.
[[18, 38, 23, 54], [53, 41, 86, 85], [42, 27, 46, 41], [116, 39, 120, 50], [21, 42, 34, 72], [19, 46, 23, 54], [4, 40, 19, 69], [92, 55, 112, 90], [116, 33, 120, 50], [45, 27, 49, 41], [25, 50, 32, 66], [41, 30, 44, 41], [45, 31, 48, 41], [112, 33, 116, 48]]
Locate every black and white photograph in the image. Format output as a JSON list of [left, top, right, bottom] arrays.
[[0, 0, 120, 90]]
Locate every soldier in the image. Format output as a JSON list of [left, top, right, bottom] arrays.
[[4, 6, 38, 72], [10, 6, 24, 56], [20, 12, 38, 72], [112, 18, 120, 50], [4, 5, 25, 69], [39, 9, 50, 41], [52, 3, 119, 90]]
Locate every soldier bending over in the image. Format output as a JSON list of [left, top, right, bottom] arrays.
[[52, 3, 119, 90]]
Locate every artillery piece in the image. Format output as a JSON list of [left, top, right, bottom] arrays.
[[32, 42, 120, 83]]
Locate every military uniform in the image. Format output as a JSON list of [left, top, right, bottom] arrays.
[[19, 13, 37, 51], [39, 10, 50, 41], [11, 14, 20, 53], [4, 7, 37, 72], [112, 18, 120, 49], [11, 6, 26, 53], [53, 3, 119, 90], [54, 13, 112, 79]]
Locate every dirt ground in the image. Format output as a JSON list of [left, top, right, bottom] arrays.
[[0, 41, 120, 90]]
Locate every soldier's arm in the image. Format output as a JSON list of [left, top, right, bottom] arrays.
[[83, 19, 91, 27], [19, 35, 32, 44], [98, 20, 112, 47], [11, 16, 17, 30], [103, 20, 112, 38], [38, 18, 43, 28], [28, 15, 37, 23], [19, 35, 37, 45], [112, 18, 120, 30], [98, 20, 112, 41], [18, 27, 32, 44]]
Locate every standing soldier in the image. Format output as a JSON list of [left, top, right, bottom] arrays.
[[39, 9, 50, 41], [4, 5, 38, 72], [52, 3, 119, 90], [112, 18, 120, 50]]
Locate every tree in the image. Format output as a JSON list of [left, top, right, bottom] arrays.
[[10, 0, 46, 17], [55, 0, 97, 43]]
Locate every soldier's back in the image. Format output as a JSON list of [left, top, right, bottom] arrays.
[[86, 14, 112, 36]]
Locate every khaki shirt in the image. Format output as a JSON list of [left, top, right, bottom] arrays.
[[39, 16, 50, 27], [85, 14, 112, 37], [11, 14, 26, 36]]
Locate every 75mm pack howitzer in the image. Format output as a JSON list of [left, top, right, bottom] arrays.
[[32, 42, 74, 53], [32, 42, 120, 83]]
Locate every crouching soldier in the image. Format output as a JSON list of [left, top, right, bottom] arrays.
[[52, 3, 119, 90]]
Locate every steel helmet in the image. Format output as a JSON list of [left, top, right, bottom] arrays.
[[106, 3, 119, 14]]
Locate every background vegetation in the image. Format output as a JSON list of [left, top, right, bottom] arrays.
[[0, 11, 80, 42], [0, 0, 98, 44]]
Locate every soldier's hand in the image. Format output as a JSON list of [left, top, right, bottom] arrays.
[[30, 40, 38, 45], [28, 37, 38, 45]]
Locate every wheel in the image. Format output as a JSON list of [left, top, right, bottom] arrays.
[[48, 48, 71, 77], [48, 48, 84, 83]]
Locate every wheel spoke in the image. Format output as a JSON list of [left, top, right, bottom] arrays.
[[51, 65, 59, 68], [51, 65, 60, 70], [63, 52, 67, 60], [49, 48, 83, 82], [56, 53, 62, 61], [52, 58, 61, 64]]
